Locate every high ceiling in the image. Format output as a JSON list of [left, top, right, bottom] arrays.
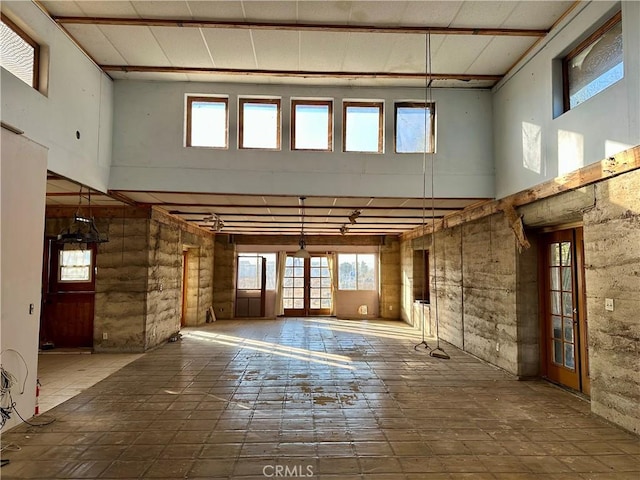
[[39, 1, 577, 236], [39, 0, 575, 88]]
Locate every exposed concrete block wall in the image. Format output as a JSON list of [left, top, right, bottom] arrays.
[[97, 217, 149, 352], [400, 215, 538, 377], [146, 217, 181, 350], [44, 208, 214, 352], [379, 237, 401, 320], [146, 211, 215, 349], [44, 216, 150, 352], [183, 230, 214, 327], [582, 170, 640, 434], [400, 169, 640, 433], [213, 235, 237, 319]]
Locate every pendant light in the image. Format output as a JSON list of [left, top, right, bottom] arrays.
[[293, 196, 310, 258], [56, 186, 109, 245]]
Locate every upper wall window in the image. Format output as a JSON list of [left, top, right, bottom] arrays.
[[239, 98, 281, 150], [343, 101, 384, 153], [186, 96, 228, 148], [564, 12, 623, 111], [395, 102, 435, 153], [291, 100, 333, 151], [0, 13, 39, 89]]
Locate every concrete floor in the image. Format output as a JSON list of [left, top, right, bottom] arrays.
[[1, 318, 638, 479]]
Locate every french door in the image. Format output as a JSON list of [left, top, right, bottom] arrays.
[[283, 255, 332, 316], [539, 228, 590, 395]]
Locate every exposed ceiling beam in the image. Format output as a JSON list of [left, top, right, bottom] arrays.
[[53, 16, 548, 37], [100, 65, 502, 82], [402, 145, 640, 241], [168, 208, 462, 215]]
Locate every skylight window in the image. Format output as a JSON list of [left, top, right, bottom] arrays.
[[0, 13, 39, 89], [344, 101, 383, 153], [564, 12, 623, 111], [186, 96, 228, 148], [291, 100, 333, 151], [395, 102, 435, 154], [239, 98, 281, 150]]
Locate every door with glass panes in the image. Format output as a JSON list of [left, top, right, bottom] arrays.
[[540, 228, 589, 395], [283, 255, 332, 316]]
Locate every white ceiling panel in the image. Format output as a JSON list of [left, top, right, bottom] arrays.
[[385, 35, 443, 73], [465, 36, 537, 75], [242, 1, 298, 22], [432, 35, 491, 73], [400, 1, 463, 27], [505, 1, 575, 29], [252, 30, 299, 70], [75, 0, 139, 17], [40, 1, 85, 16], [150, 26, 213, 68], [186, 1, 245, 19], [64, 25, 127, 65], [450, 1, 516, 28], [347, 1, 408, 25], [343, 33, 397, 72], [201, 29, 256, 69], [99, 25, 169, 65], [129, 1, 193, 19], [300, 32, 348, 71], [296, 1, 355, 24]]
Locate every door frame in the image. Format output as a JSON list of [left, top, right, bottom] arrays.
[[538, 226, 590, 395], [283, 254, 332, 317]]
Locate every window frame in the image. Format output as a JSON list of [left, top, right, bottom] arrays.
[[237, 253, 277, 291], [58, 249, 93, 284], [1, 12, 40, 89], [337, 253, 377, 291], [343, 101, 384, 154], [394, 101, 436, 154], [291, 99, 333, 152], [185, 95, 229, 148], [562, 11, 623, 112], [238, 97, 281, 150]]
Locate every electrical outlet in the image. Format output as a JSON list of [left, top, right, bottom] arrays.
[[496, 342, 500, 352], [389, 305, 393, 311], [103, 332, 108, 340], [605, 298, 614, 311]]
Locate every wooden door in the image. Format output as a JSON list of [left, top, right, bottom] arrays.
[[40, 239, 96, 348], [539, 228, 590, 394], [283, 255, 332, 316]]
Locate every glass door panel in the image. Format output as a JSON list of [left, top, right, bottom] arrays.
[[283, 255, 332, 316]]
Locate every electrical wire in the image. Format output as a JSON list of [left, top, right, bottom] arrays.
[[1, 349, 29, 394]]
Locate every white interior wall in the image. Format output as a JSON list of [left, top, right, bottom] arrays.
[[0, 1, 113, 192], [493, 1, 640, 198], [110, 82, 494, 199], [1, 130, 48, 431]]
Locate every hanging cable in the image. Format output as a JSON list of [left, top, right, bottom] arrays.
[[415, 32, 431, 352], [425, 31, 449, 360]]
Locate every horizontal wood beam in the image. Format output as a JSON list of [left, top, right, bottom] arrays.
[[174, 211, 453, 218], [100, 65, 502, 82], [53, 16, 548, 37], [401, 145, 640, 241], [159, 204, 469, 212], [45, 205, 151, 219]]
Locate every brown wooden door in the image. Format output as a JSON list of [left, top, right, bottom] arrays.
[[40, 239, 96, 348], [283, 255, 332, 316], [540, 228, 590, 395]]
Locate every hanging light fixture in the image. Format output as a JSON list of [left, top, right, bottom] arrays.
[[57, 186, 109, 245], [348, 209, 361, 224], [293, 196, 310, 258]]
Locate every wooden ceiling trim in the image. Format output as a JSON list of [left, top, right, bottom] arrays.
[[402, 145, 640, 241], [100, 65, 503, 82], [53, 16, 548, 37]]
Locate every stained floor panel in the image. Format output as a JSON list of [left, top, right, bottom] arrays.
[[2, 318, 638, 479]]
